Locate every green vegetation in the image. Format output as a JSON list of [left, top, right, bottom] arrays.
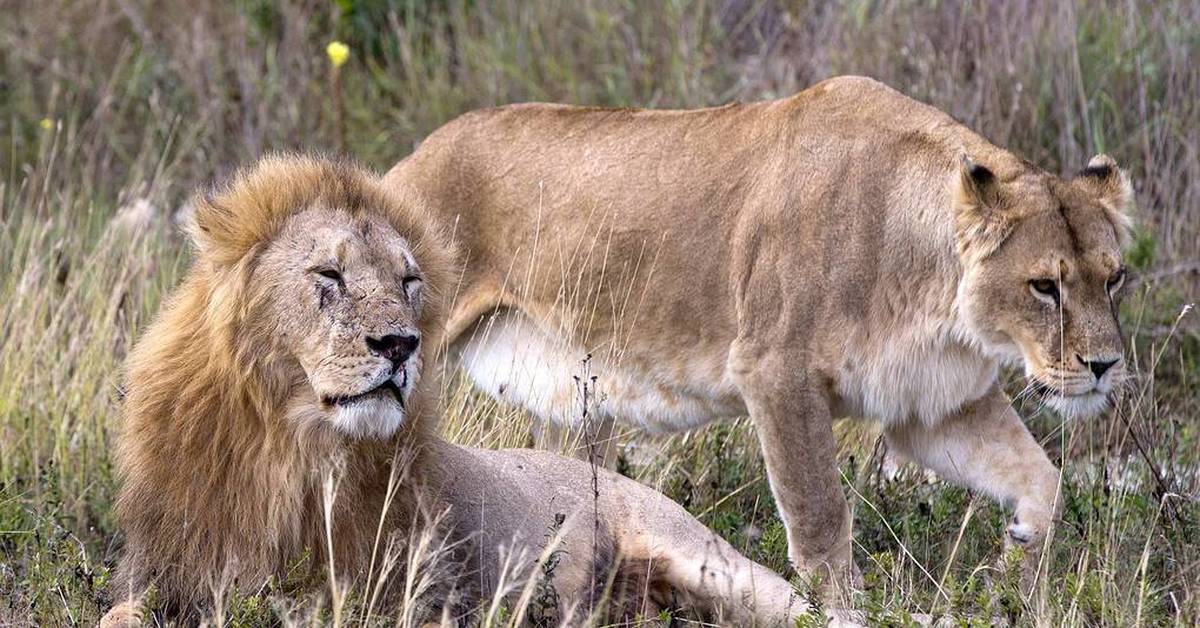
[[1, 1, 1196, 625]]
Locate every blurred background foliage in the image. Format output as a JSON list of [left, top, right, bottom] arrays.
[[2, 0, 1196, 262]]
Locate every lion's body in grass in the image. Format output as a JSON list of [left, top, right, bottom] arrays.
[[386, 75, 1134, 595], [103, 155, 815, 626]]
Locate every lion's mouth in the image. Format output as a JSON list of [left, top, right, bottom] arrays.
[[323, 368, 408, 409]]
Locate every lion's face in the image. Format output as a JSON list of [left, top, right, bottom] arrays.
[[253, 206, 427, 438], [956, 157, 1132, 418]]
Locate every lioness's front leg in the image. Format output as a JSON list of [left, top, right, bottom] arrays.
[[884, 385, 1062, 589], [729, 345, 856, 601]]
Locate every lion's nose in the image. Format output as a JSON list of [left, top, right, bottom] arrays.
[[1076, 354, 1119, 380], [366, 332, 420, 368]]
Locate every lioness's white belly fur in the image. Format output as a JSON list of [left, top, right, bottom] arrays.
[[456, 312, 746, 433], [458, 310, 997, 430]]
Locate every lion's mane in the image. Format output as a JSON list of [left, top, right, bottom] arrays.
[[110, 155, 457, 615]]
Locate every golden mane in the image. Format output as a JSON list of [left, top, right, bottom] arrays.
[[111, 154, 456, 614]]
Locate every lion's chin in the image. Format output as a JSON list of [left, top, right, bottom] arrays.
[[1042, 390, 1110, 419], [328, 396, 407, 439]]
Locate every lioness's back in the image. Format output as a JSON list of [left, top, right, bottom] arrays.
[[384, 75, 1007, 362], [393, 76, 1012, 227], [405, 75, 977, 169], [386, 75, 1000, 301]]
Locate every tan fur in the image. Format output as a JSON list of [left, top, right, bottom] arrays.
[[384, 75, 1134, 595], [103, 155, 819, 626]]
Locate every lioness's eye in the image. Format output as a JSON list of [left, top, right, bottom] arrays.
[[1107, 268, 1126, 293], [402, 276, 422, 294], [1029, 278, 1060, 305]]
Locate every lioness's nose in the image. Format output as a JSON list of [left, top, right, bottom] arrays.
[[1077, 354, 1119, 380], [367, 332, 420, 367]]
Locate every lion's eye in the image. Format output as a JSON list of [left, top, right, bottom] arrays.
[[1029, 278, 1060, 305], [313, 267, 343, 283], [402, 276, 422, 295], [1107, 268, 1126, 294]]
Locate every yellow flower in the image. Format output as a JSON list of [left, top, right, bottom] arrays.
[[39, 118, 53, 130], [326, 41, 350, 68]]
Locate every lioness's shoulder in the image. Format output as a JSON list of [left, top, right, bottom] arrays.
[[805, 75, 894, 97], [792, 75, 949, 125]]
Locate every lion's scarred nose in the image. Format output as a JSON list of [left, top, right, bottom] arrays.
[[367, 332, 420, 368]]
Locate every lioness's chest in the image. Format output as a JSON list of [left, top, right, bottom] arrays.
[[832, 330, 997, 426]]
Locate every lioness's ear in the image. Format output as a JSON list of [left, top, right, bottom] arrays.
[[1077, 154, 1134, 247], [953, 156, 1012, 261], [957, 157, 1001, 209]]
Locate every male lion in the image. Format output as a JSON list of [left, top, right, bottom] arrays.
[[384, 76, 1134, 595], [101, 155, 821, 626]]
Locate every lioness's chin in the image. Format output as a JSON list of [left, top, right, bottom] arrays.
[[1042, 390, 1110, 419], [329, 397, 407, 439]]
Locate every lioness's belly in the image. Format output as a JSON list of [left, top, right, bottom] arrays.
[[454, 311, 745, 432]]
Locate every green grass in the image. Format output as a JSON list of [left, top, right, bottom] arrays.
[[1, 1, 1197, 625]]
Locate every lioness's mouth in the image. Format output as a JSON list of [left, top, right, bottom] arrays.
[[1025, 376, 1112, 418], [1027, 379, 1055, 398], [1026, 377, 1106, 399], [323, 369, 407, 409]]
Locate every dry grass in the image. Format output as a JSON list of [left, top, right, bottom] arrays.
[[1, 1, 1196, 625]]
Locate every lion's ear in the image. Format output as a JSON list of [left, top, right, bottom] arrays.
[[188, 190, 261, 267], [187, 192, 230, 262], [953, 156, 1013, 261], [1077, 154, 1134, 247]]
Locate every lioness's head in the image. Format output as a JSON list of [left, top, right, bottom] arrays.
[[190, 155, 454, 438], [954, 154, 1134, 418]]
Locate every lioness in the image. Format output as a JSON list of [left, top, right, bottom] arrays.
[[101, 155, 821, 626], [384, 76, 1133, 594]]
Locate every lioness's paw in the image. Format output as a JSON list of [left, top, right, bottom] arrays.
[[1005, 508, 1053, 548], [99, 601, 143, 628], [1006, 518, 1035, 545]]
